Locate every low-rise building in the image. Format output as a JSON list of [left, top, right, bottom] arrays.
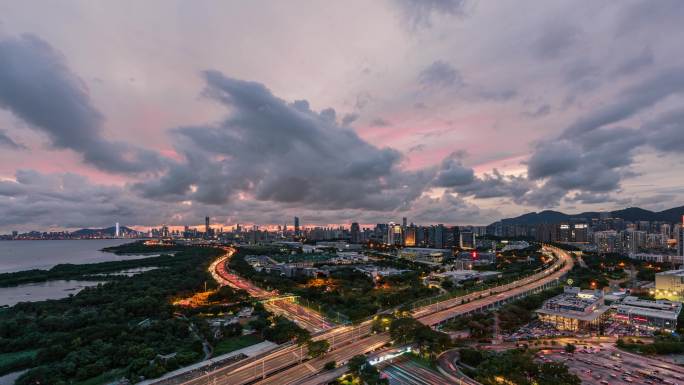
[[399, 247, 450, 264], [536, 287, 610, 332], [427, 270, 501, 286], [654, 269, 684, 302], [613, 296, 682, 332]]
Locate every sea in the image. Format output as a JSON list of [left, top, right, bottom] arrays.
[[0, 239, 157, 307]]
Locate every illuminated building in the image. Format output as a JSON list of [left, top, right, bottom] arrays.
[[387, 222, 402, 246], [404, 226, 416, 247], [536, 287, 609, 331], [294, 216, 300, 236], [399, 247, 450, 264], [654, 269, 684, 302], [613, 296, 681, 332]]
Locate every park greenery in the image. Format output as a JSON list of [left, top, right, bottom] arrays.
[[459, 348, 581, 385], [442, 312, 494, 339], [0, 243, 308, 385], [228, 248, 438, 322], [497, 287, 563, 333], [335, 354, 388, 385], [377, 315, 452, 360]]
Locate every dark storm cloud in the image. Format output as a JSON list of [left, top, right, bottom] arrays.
[[562, 67, 684, 139], [0, 34, 166, 173], [419, 60, 464, 88], [0, 170, 178, 229], [433, 157, 474, 187], [393, 0, 468, 28], [0, 130, 25, 149], [518, 67, 684, 207], [135, 71, 434, 211]]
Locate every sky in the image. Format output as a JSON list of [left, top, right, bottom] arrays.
[[0, 0, 683, 231]]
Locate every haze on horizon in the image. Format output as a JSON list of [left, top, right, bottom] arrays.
[[0, 0, 683, 232]]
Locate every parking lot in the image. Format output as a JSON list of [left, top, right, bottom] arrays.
[[538, 344, 684, 385]]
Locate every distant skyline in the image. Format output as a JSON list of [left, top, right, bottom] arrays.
[[1, 0, 684, 231]]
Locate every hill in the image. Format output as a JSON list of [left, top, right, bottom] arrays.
[[497, 205, 684, 226], [71, 226, 140, 237]]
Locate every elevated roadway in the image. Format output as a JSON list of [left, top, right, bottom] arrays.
[[181, 245, 573, 385]]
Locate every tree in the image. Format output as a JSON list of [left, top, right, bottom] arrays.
[[324, 360, 336, 370], [307, 340, 330, 358], [348, 354, 367, 374], [564, 343, 576, 353]]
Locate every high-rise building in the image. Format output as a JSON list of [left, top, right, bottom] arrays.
[[404, 226, 416, 247], [679, 216, 684, 257], [434, 224, 446, 249], [350, 222, 361, 244], [387, 222, 403, 246], [402, 217, 407, 228], [205, 216, 211, 237], [115, 222, 120, 237], [294, 216, 300, 236]]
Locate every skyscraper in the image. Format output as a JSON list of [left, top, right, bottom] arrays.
[[294, 216, 300, 236], [350, 222, 360, 244], [679, 216, 684, 257], [205, 216, 211, 237], [402, 217, 407, 228], [115, 222, 120, 237]]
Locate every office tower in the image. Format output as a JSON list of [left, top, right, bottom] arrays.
[[350, 222, 360, 244], [679, 216, 684, 257], [387, 222, 403, 246], [404, 226, 416, 247], [434, 224, 445, 249], [294, 217, 300, 236], [402, 217, 407, 228], [205, 216, 210, 234], [115, 222, 120, 237]]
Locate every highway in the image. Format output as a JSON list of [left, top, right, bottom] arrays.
[[541, 344, 684, 384], [379, 355, 450, 385], [211, 247, 334, 333], [183, 245, 573, 385], [415, 245, 574, 325]]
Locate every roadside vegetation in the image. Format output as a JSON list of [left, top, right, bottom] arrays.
[[0, 243, 308, 385], [459, 347, 580, 385], [229, 248, 438, 322]]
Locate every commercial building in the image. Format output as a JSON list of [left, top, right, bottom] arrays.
[[427, 270, 501, 286], [459, 231, 476, 249], [654, 269, 684, 302], [536, 287, 610, 332], [399, 247, 450, 264], [613, 296, 682, 332]]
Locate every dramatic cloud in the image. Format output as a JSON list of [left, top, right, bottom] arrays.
[[136, 71, 434, 211], [0, 1, 683, 230], [0, 34, 166, 174]]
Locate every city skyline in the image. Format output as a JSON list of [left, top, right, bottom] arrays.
[[1, 1, 684, 232]]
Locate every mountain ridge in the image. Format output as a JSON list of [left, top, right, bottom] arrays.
[[495, 205, 684, 226]]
